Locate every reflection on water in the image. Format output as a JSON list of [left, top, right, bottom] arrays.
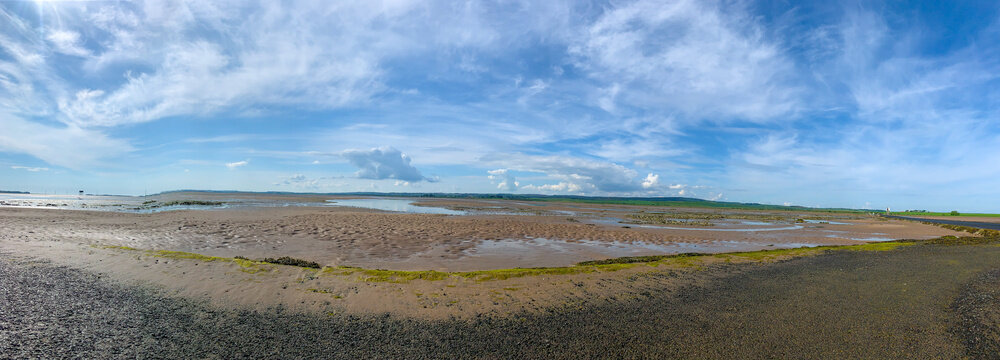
[[325, 199, 465, 215]]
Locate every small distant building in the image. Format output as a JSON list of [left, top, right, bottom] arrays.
[[79, 190, 84, 196], [886, 207, 890, 215]]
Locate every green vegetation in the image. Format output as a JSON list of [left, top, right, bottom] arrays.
[[624, 213, 714, 226], [950, 210, 961, 216], [931, 224, 1000, 239], [924, 235, 1000, 246], [133, 200, 224, 210], [97, 245, 272, 273], [579, 242, 913, 266], [261, 256, 321, 269]]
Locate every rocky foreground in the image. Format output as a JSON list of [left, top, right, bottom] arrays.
[[3, 240, 1000, 359]]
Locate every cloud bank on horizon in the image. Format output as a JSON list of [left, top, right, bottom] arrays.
[[1, 0, 999, 211]]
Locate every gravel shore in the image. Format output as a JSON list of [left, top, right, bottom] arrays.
[[953, 268, 1000, 359], [3, 242, 1000, 359]]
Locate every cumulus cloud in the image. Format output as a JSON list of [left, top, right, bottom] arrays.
[[341, 147, 432, 182], [641, 173, 659, 188], [225, 160, 248, 169], [487, 169, 519, 191]]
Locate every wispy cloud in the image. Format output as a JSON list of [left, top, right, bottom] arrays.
[[10, 165, 49, 172], [569, 0, 800, 121], [46, 30, 91, 57], [225, 160, 248, 169], [0, 114, 133, 169]]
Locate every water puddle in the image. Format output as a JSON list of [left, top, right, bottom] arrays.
[[324, 199, 465, 215], [589, 218, 804, 232], [824, 234, 893, 241], [802, 219, 853, 225], [739, 220, 774, 226]]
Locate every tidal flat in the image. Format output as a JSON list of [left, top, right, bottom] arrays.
[[1, 193, 997, 358]]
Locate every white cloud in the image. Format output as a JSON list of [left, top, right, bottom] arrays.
[[641, 173, 659, 188], [275, 173, 321, 189], [10, 165, 49, 172], [721, 9, 1000, 208], [523, 182, 582, 192], [225, 160, 248, 169], [0, 114, 133, 169], [54, 0, 557, 128], [46, 30, 91, 57], [487, 168, 519, 191], [482, 153, 643, 193], [341, 146, 431, 182], [570, 0, 799, 121]]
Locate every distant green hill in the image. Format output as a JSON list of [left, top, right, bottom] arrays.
[[158, 190, 873, 213]]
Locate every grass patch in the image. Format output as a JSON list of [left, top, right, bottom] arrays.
[[924, 235, 1000, 246], [932, 224, 1000, 239]]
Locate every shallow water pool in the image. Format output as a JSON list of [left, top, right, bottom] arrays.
[[324, 199, 465, 215]]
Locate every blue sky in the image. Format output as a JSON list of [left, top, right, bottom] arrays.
[[1, 0, 999, 211]]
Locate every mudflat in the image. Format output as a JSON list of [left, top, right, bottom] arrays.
[[2, 196, 996, 358], [0, 196, 956, 271]]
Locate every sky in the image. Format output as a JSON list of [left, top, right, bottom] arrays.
[[1, 0, 999, 212]]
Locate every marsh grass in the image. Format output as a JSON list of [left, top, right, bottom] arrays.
[[261, 256, 321, 269], [97, 245, 272, 273], [624, 213, 714, 226]]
